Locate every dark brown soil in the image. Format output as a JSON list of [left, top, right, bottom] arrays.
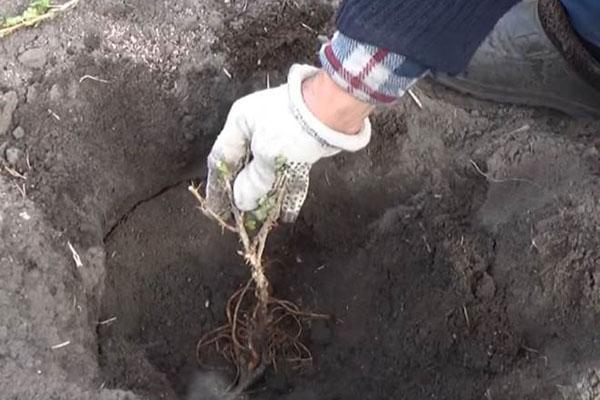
[[1, 1, 600, 400]]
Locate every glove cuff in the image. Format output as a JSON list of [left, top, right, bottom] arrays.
[[287, 64, 372, 153]]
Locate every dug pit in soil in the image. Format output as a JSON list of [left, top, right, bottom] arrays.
[[2, 0, 600, 399], [97, 100, 600, 400]]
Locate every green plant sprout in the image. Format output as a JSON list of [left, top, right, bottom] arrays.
[[0, 0, 79, 38], [216, 156, 290, 231]]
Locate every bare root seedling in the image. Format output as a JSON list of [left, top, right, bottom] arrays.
[[189, 171, 328, 396]]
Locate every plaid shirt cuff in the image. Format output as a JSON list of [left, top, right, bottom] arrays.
[[319, 31, 429, 104]]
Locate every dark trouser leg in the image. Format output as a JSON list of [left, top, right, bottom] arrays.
[[560, 0, 600, 47]]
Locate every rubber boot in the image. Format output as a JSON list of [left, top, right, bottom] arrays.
[[434, 0, 600, 118]]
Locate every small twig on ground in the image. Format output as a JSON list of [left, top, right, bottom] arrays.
[[50, 340, 70, 350], [67, 241, 83, 268], [469, 159, 539, 187], [530, 238, 539, 251], [521, 344, 548, 366], [521, 345, 539, 354], [407, 89, 423, 109], [422, 235, 432, 253], [79, 75, 110, 84], [3, 165, 27, 180], [418, 221, 432, 253], [47, 109, 61, 121], [98, 317, 117, 326], [314, 264, 326, 273], [506, 124, 530, 136], [324, 171, 331, 187], [300, 22, 315, 33], [26, 150, 32, 170], [462, 304, 470, 329], [14, 183, 26, 200]]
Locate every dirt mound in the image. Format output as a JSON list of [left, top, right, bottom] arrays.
[[1, 1, 600, 400]]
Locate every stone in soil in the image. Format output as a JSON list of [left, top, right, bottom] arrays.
[[12, 127, 25, 140], [0, 91, 18, 136], [5, 147, 23, 165], [475, 272, 496, 300], [18, 48, 48, 69], [26, 86, 38, 104], [49, 84, 62, 102]]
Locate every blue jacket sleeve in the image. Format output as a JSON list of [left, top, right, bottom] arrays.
[[336, 0, 520, 74]]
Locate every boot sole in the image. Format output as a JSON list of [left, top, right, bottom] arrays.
[[434, 74, 600, 118]]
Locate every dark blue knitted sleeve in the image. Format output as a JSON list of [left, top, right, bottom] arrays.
[[336, 0, 520, 74]]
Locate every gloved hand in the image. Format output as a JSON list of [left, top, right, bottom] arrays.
[[205, 64, 371, 223]]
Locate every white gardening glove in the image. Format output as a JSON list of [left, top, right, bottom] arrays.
[[205, 64, 371, 223]]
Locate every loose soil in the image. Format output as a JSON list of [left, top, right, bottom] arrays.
[[1, 1, 600, 400]]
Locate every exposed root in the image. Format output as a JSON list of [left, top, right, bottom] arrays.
[[189, 171, 329, 395], [196, 280, 329, 394]]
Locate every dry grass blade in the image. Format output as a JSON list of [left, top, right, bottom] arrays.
[[0, 0, 80, 38], [3, 165, 27, 180]]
